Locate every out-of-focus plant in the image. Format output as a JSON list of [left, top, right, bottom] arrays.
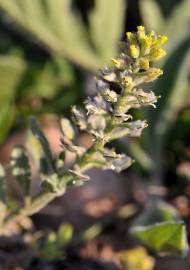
[[38, 223, 73, 261], [0, 0, 126, 71], [0, 54, 26, 142], [128, 0, 190, 180], [116, 1, 190, 257], [0, 0, 126, 143], [0, 52, 76, 143], [0, 26, 186, 256]]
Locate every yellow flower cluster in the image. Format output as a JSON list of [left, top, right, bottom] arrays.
[[126, 25, 168, 69], [111, 26, 167, 87]]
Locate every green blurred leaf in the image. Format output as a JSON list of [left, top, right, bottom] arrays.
[[0, 0, 126, 70], [32, 62, 60, 99], [0, 102, 15, 143], [133, 199, 180, 227], [139, 0, 165, 32], [0, 55, 25, 100], [154, 51, 190, 141], [89, 0, 126, 62], [0, 55, 25, 142], [163, 0, 190, 57], [57, 223, 73, 246], [42, 232, 62, 261], [146, 40, 190, 165], [132, 221, 189, 256]]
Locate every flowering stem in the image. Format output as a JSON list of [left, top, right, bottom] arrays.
[[2, 26, 168, 225]]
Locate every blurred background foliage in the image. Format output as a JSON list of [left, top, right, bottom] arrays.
[[0, 0, 189, 194], [0, 0, 126, 143]]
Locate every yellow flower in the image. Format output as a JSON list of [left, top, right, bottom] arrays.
[[126, 31, 136, 44], [149, 47, 166, 61], [149, 30, 156, 44], [137, 25, 145, 32], [154, 35, 168, 47], [138, 35, 152, 51], [118, 247, 155, 270], [138, 58, 150, 70], [129, 45, 140, 59], [112, 58, 125, 69]]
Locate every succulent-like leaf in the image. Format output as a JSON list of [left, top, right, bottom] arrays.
[[132, 221, 189, 256]]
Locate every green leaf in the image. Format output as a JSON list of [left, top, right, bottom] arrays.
[[0, 101, 15, 143], [0, 0, 125, 70], [10, 145, 31, 196], [154, 51, 190, 141], [139, 0, 165, 32], [89, 0, 126, 62], [133, 199, 180, 227], [0, 55, 25, 142], [29, 117, 54, 176], [163, 0, 190, 57], [145, 40, 190, 167], [132, 221, 189, 256], [0, 55, 25, 101]]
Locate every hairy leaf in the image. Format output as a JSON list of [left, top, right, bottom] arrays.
[[29, 117, 54, 176], [10, 145, 31, 196]]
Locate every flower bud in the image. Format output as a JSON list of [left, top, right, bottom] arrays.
[[126, 32, 136, 44], [112, 58, 126, 69], [146, 68, 163, 82], [129, 45, 140, 59], [149, 47, 166, 61], [154, 35, 168, 47], [122, 76, 133, 87], [138, 58, 150, 70]]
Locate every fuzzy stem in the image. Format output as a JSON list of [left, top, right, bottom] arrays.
[[5, 85, 135, 221]]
